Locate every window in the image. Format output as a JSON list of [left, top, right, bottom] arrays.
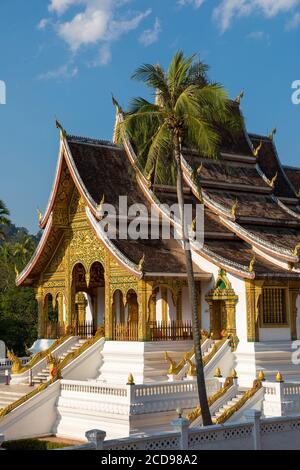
[[261, 287, 288, 326]]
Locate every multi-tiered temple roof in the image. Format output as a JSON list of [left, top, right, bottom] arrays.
[[17, 102, 300, 286]]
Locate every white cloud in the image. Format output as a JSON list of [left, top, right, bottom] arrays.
[[139, 18, 161, 46], [40, 0, 151, 64], [285, 11, 300, 30], [213, 0, 300, 32], [177, 0, 205, 8], [37, 18, 50, 30], [38, 62, 78, 80]]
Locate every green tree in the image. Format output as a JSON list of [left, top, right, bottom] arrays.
[[118, 52, 240, 426], [0, 199, 10, 240]]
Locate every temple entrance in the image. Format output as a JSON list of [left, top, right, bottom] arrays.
[[205, 269, 239, 349], [72, 261, 105, 335]]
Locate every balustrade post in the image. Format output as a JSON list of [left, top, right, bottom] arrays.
[[171, 411, 190, 450], [243, 409, 262, 450], [85, 429, 106, 450]]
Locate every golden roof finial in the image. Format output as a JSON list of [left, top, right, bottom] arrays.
[[269, 172, 278, 188], [258, 370, 265, 382], [37, 208, 43, 223], [112, 95, 122, 114], [14, 265, 19, 278], [214, 367, 222, 378], [268, 128, 277, 141], [235, 90, 244, 105], [253, 140, 263, 158], [292, 242, 300, 257], [230, 199, 238, 218], [137, 253, 145, 273], [96, 195, 105, 213], [197, 163, 203, 175], [127, 373, 135, 385], [55, 119, 67, 140], [231, 369, 238, 379], [249, 255, 256, 273], [276, 371, 284, 383]]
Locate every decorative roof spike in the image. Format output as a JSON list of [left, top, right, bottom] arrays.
[[197, 163, 203, 175], [249, 255, 256, 273], [14, 265, 19, 278], [258, 370, 265, 382], [292, 242, 300, 257], [55, 119, 67, 140], [235, 90, 244, 105], [276, 371, 284, 383], [127, 373, 135, 385], [96, 195, 105, 213], [269, 172, 278, 189], [268, 127, 277, 141], [253, 140, 263, 158], [231, 369, 238, 379], [37, 208, 43, 223], [230, 199, 238, 219], [214, 367, 222, 378], [137, 253, 145, 273], [111, 94, 122, 114]]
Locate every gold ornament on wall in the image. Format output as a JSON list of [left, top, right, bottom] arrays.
[[253, 140, 263, 158]]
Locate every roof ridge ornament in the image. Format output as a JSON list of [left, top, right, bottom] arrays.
[[137, 253, 145, 273], [96, 195, 105, 213], [55, 119, 67, 140], [268, 172, 278, 188], [36, 208, 43, 223], [268, 128, 277, 141], [253, 140, 263, 158], [197, 163, 203, 175], [248, 255, 256, 273], [235, 90, 244, 105], [230, 199, 238, 219], [292, 243, 300, 257]]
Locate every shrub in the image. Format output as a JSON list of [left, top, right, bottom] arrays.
[[2, 438, 69, 450]]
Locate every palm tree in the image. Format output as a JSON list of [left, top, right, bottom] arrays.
[[0, 200, 10, 240], [13, 236, 35, 267], [118, 51, 239, 426]]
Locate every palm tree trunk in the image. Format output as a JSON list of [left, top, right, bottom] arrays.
[[173, 133, 212, 426]]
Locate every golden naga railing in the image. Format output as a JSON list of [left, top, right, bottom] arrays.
[[213, 379, 263, 425], [187, 377, 234, 423], [202, 338, 228, 367], [0, 327, 105, 419]]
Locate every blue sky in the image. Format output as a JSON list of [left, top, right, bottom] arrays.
[[1, 0, 300, 233]]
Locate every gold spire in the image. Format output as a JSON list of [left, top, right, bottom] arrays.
[[55, 119, 67, 140], [137, 254, 145, 273], [96, 195, 105, 212], [292, 243, 300, 257], [258, 370, 265, 382], [230, 199, 238, 218], [268, 128, 277, 141], [37, 208, 43, 223], [127, 373, 135, 385], [269, 172, 278, 188], [253, 140, 263, 158], [276, 371, 284, 383], [214, 367, 222, 378], [249, 255, 256, 273], [235, 90, 244, 105]]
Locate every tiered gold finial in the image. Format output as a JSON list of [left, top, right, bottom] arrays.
[[292, 243, 300, 257], [197, 163, 203, 175], [268, 128, 277, 141], [276, 371, 284, 383], [230, 199, 238, 218], [253, 140, 263, 158], [235, 90, 244, 105], [249, 255, 256, 273], [127, 373, 135, 385], [55, 119, 67, 140], [37, 208, 43, 223], [231, 369, 238, 379], [269, 172, 278, 189], [137, 254, 145, 273], [258, 370, 265, 382], [214, 367, 222, 378]]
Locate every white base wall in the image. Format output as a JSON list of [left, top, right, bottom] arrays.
[[97, 341, 194, 384]]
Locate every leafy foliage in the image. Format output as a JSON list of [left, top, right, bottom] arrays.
[[2, 438, 70, 450], [0, 202, 39, 356]]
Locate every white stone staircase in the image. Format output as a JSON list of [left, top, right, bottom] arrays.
[[32, 339, 87, 384], [0, 385, 33, 409], [212, 390, 246, 421]]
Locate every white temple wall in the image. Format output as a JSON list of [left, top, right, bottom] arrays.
[[259, 328, 291, 342]]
